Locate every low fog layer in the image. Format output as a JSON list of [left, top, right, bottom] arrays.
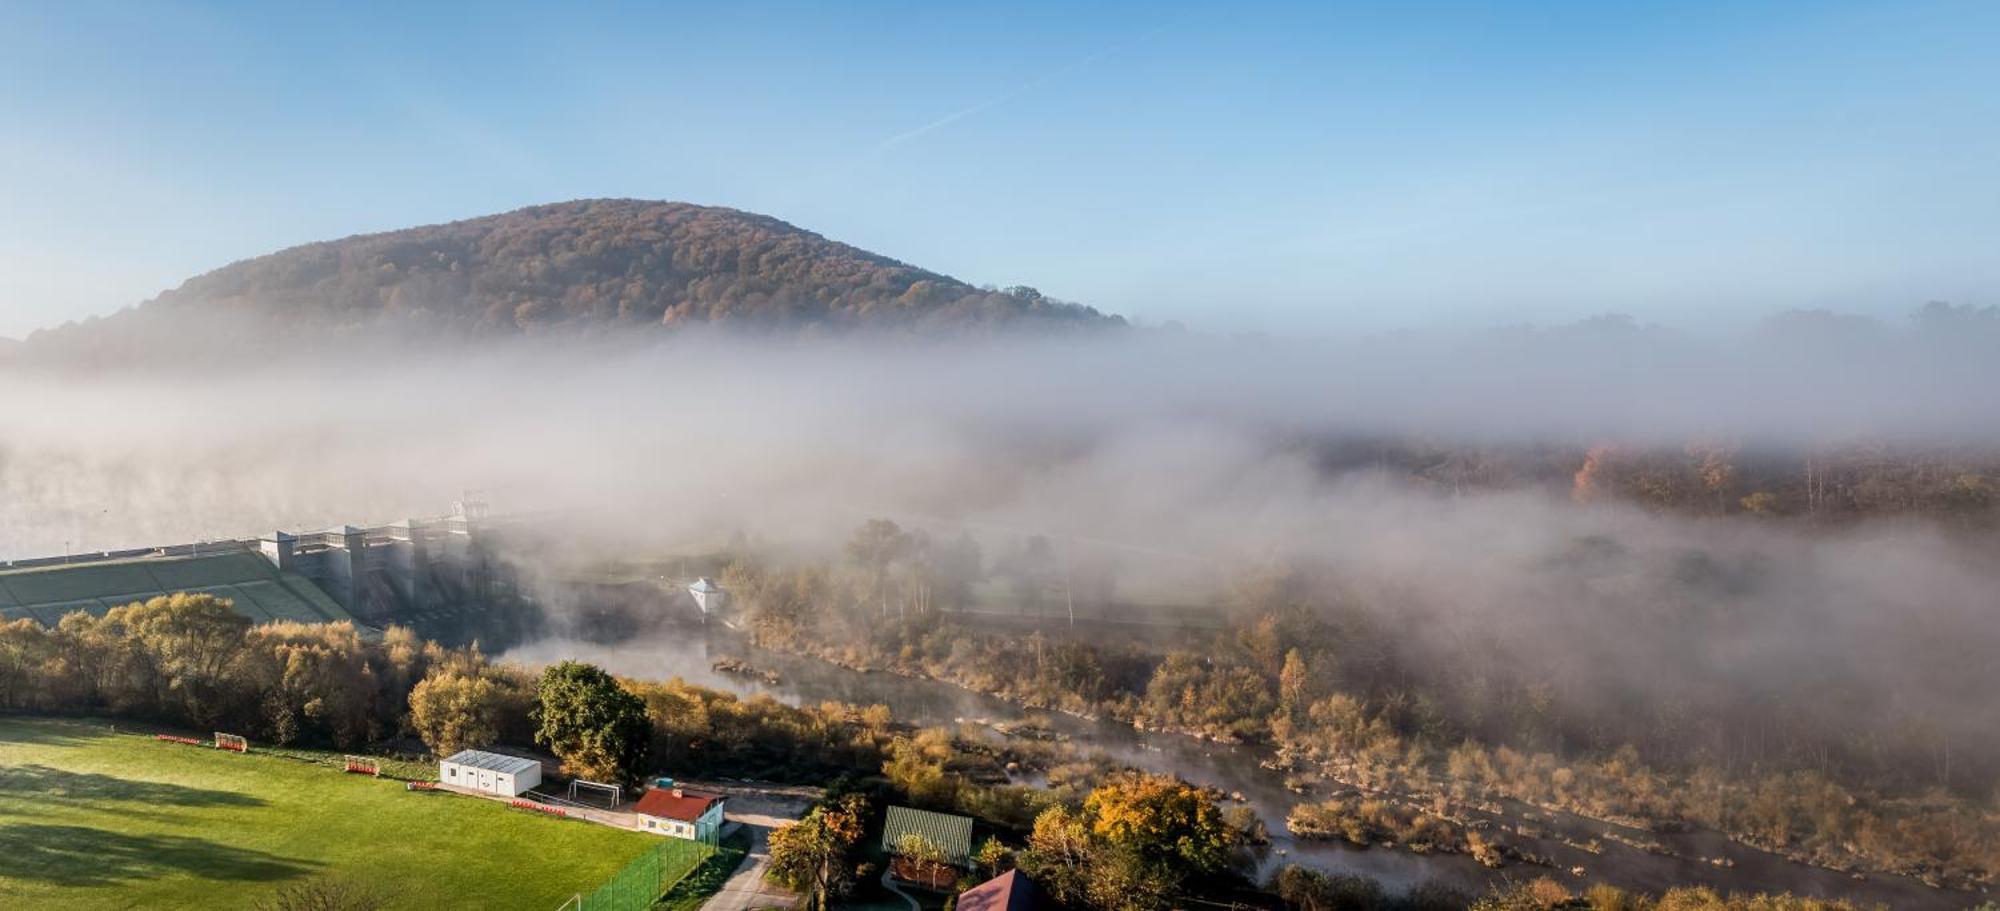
[[5, 312, 2000, 558], [5, 319, 1997, 761]]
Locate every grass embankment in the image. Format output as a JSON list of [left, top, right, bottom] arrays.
[[0, 716, 660, 910]]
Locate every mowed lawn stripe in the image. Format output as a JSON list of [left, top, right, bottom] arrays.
[[0, 716, 658, 910]]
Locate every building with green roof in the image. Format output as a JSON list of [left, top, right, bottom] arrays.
[[881, 805, 975, 867]]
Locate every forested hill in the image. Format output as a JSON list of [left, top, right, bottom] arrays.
[[37, 199, 1120, 346]]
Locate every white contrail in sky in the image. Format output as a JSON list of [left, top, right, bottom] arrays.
[[875, 96, 1018, 155], [872, 22, 1173, 157]]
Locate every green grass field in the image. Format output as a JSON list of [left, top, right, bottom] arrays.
[[0, 716, 670, 910]]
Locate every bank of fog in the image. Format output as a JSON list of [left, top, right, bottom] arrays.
[[6, 322, 2000, 555], [0, 335, 1993, 782], [536, 454, 2000, 790]]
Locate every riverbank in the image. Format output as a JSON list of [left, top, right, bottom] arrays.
[[499, 629, 1975, 909], [724, 631, 1979, 909]]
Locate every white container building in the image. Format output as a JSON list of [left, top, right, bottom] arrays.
[[440, 749, 542, 797]]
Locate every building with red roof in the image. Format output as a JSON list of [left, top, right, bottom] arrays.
[[955, 870, 1046, 911], [633, 787, 726, 842]]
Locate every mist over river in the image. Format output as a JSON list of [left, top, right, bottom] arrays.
[[502, 628, 1973, 910]]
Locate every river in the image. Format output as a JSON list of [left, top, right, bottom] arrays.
[[502, 627, 1979, 910]]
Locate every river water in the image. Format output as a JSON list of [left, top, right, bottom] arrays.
[[502, 628, 1978, 910]]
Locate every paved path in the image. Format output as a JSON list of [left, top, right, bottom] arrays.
[[878, 870, 920, 911], [694, 783, 818, 911], [703, 815, 799, 911]]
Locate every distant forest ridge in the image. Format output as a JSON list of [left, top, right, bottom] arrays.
[[47, 199, 1123, 340]]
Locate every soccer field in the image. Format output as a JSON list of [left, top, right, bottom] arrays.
[[0, 716, 666, 910]]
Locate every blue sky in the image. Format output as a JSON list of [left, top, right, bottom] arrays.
[[2, 0, 1996, 337]]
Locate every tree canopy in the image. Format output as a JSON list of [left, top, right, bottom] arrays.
[[409, 664, 524, 758], [768, 795, 869, 911], [1083, 772, 1235, 875], [530, 660, 652, 786]]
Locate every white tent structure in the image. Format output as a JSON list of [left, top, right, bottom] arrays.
[[688, 577, 726, 616], [440, 749, 542, 797]]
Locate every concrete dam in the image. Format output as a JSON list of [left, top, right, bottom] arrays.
[[0, 501, 513, 629]]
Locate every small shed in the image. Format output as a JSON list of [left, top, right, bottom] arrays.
[[634, 787, 726, 843], [883, 805, 974, 868], [439, 749, 542, 797], [687, 577, 726, 615]]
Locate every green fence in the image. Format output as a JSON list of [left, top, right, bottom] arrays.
[[577, 837, 714, 911]]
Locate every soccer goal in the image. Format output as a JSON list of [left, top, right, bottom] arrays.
[[568, 779, 622, 809], [213, 732, 249, 753], [344, 755, 381, 777]]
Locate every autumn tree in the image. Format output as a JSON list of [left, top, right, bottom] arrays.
[[1019, 774, 1239, 911], [725, 562, 827, 648], [1019, 802, 1178, 911], [244, 621, 380, 748], [1278, 648, 1312, 718], [895, 832, 953, 889], [882, 728, 961, 807], [1082, 847, 1175, 911], [1687, 442, 1738, 513], [897, 832, 949, 866], [409, 667, 516, 757], [1018, 805, 1098, 907], [1573, 445, 1619, 504], [1083, 773, 1235, 875], [118, 593, 253, 727], [974, 836, 1013, 879], [531, 661, 651, 786], [769, 796, 868, 911], [1739, 491, 1781, 516]]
